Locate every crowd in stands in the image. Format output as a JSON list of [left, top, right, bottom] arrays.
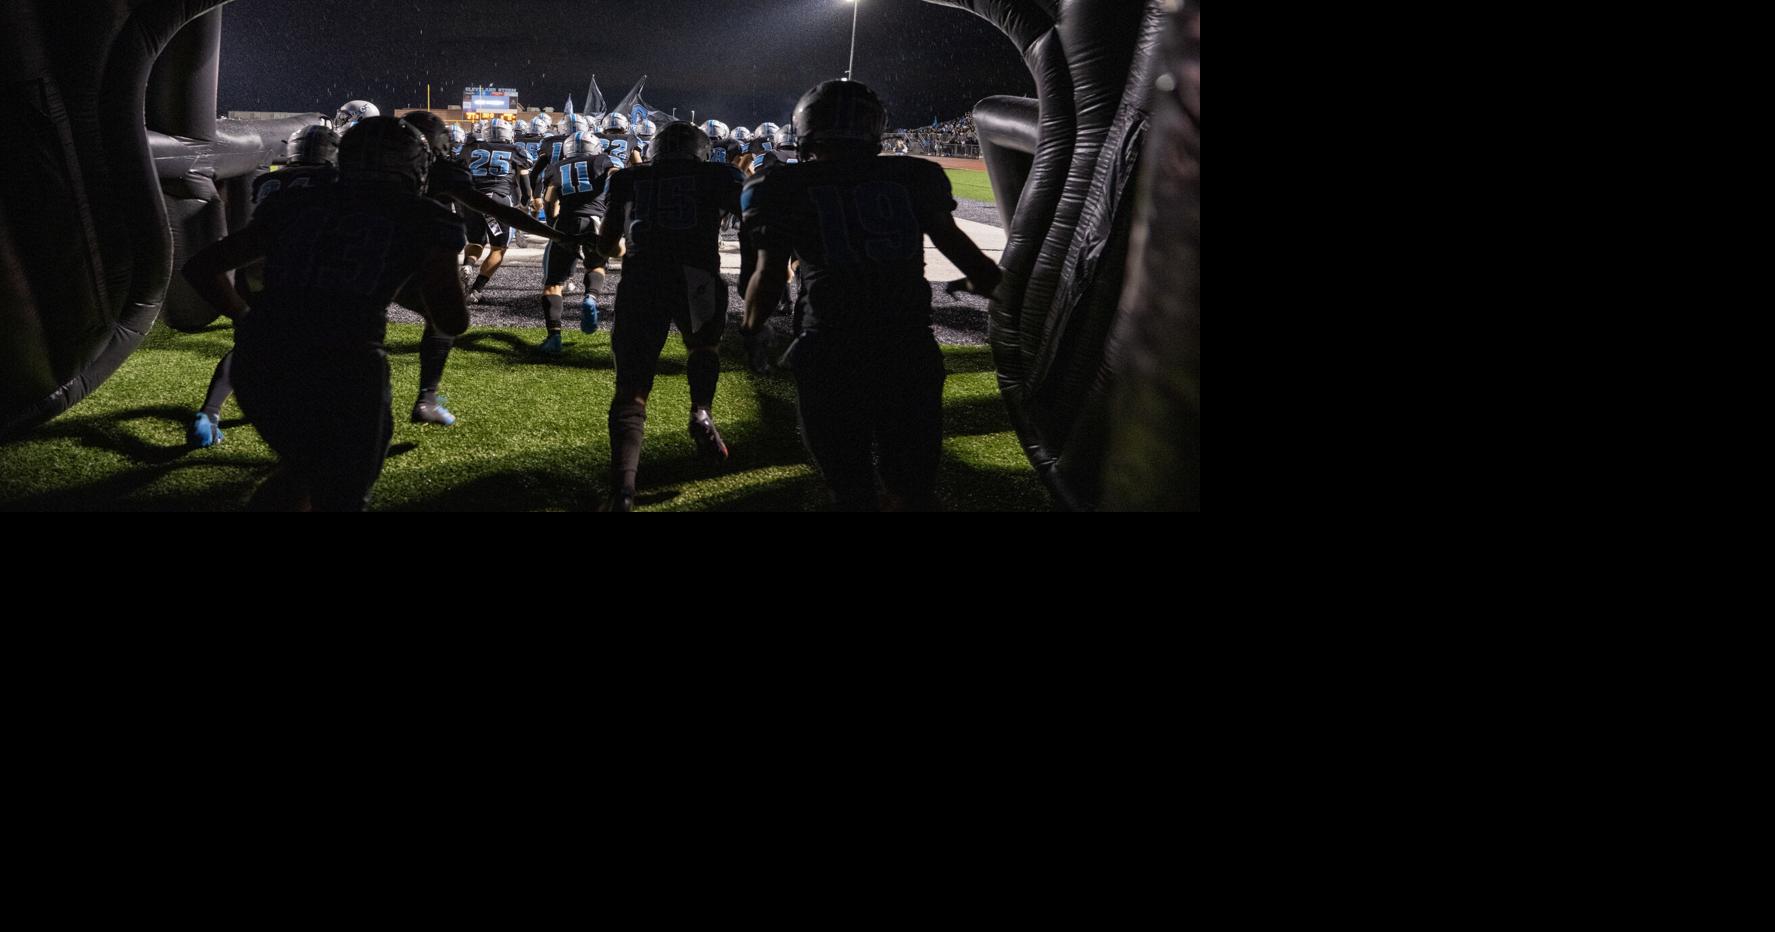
[[886, 114, 979, 158]]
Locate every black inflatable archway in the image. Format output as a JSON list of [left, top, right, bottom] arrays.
[[924, 0, 1198, 510], [1, 0, 1200, 510], [0, 0, 318, 440]]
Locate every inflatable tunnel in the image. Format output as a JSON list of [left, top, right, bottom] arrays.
[[2, 0, 1199, 510], [925, 0, 1199, 511], [0, 0, 320, 440]]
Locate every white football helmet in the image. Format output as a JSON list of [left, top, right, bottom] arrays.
[[636, 119, 658, 139], [731, 126, 753, 144], [702, 120, 730, 141], [564, 130, 605, 158], [600, 112, 630, 135], [448, 124, 466, 146], [334, 100, 379, 130], [570, 114, 591, 134], [774, 127, 797, 149], [756, 122, 781, 142], [530, 115, 551, 135], [488, 121, 515, 144]]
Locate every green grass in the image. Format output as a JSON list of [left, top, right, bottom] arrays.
[[0, 320, 1048, 512], [945, 168, 996, 205]]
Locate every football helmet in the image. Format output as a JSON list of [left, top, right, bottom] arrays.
[[338, 116, 430, 192], [793, 80, 886, 145], [399, 111, 453, 160], [701, 120, 729, 141], [487, 121, 515, 144], [448, 124, 466, 146], [756, 122, 782, 142], [333, 100, 379, 130], [285, 123, 340, 166], [653, 121, 712, 161], [600, 112, 630, 135], [730, 126, 753, 144], [635, 119, 658, 139], [530, 115, 551, 135], [570, 114, 591, 134], [774, 127, 797, 149], [564, 130, 605, 158]]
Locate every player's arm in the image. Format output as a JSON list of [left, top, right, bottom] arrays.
[[928, 212, 1003, 298], [444, 188, 572, 242], [415, 245, 471, 337], [593, 203, 626, 260], [183, 228, 268, 319], [517, 168, 532, 205], [743, 248, 791, 334], [542, 177, 561, 221]]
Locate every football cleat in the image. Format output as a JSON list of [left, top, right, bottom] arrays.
[[187, 412, 223, 448], [688, 409, 729, 465], [535, 332, 564, 355], [579, 296, 600, 333], [601, 489, 635, 513], [466, 288, 483, 305], [411, 397, 456, 426]]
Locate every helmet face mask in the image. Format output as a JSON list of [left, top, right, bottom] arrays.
[[756, 123, 781, 142], [701, 120, 730, 142], [793, 80, 886, 148], [636, 119, 658, 140], [654, 121, 712, 161], [600, 112, 631, 135], [488, 121, 515, 144], [731, 126, 752, 144]]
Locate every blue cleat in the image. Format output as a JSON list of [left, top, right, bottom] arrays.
[[579, 296, 600, 333], [188, 412, 223, 448], [535, 332, 564, 355]]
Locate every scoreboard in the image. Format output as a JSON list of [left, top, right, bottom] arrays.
[[463, 87, 521, 112]]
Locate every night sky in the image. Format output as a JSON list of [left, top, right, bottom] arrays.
[[218, 0, 1034, 129]]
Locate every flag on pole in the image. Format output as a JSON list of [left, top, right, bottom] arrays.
[[586, 76, 606, 115], [564, 95, 576, 124]]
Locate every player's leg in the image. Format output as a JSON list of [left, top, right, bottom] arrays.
[[605, 276, 674, 510], [463, 217, 492, 302], [873, 332, 947, 512], [308, 351, 395, 512], [190, 348, 233, 447], [791, 333, 879, 510], [580, 218, 607, 332], [675, 275, 729, 464], [535, 230, 576, 354], [412, 320, 458, 424]]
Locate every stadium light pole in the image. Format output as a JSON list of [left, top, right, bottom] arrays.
[[846, 0, 860, 81]]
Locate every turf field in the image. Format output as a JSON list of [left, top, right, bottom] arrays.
[[945, 168, 996, 205], [0, 320, 1048, 512]]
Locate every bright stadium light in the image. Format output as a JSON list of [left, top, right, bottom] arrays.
[[846, 0, 861, 81]]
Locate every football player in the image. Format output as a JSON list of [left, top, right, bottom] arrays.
[[741, 81, 1002, 511], [187, 123, 342, 447], [448, 123, 467, 156], [591, 122, 745, 512], [633, 119, 658, 161], [458, 119, 535, 303], [597, 112, 640, 167], [702, 120, 743, 166], [182, 117, 470, 511], [400, 111, 588, 424], [535, 130, 618, 353]]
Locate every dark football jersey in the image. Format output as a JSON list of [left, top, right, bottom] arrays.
[[742, 156, 955, 334], [463, 141, 534, 201], [547, 153, 619, 219], [598, 132, 638, 166], [518, 134, 546, 164], [251, 164, 339, 206], [533, 132, 571, 181], [237, 179, 467, 348], [708, 138, 745, 167], [605, 160, 744, 277]]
